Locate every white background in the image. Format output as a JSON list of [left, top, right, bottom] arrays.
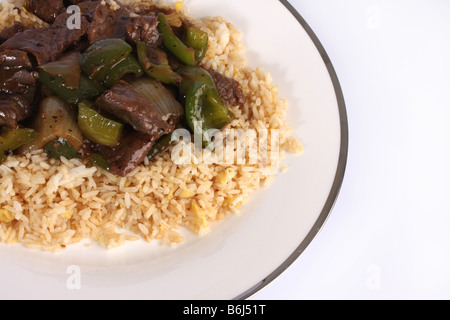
[[252, 0, 450, 300]]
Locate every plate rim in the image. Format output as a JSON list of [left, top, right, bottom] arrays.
[[235, 0, 349, 300]]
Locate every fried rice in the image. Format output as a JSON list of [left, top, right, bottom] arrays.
[[0, 0, 302, 251]]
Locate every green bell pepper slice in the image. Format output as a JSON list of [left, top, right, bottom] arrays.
[[185, 26, 209, 63], [185, 82, 235, 140], [104, 55, 144, 88], [136, 41, 181, 85], [147, 133, 173, 160], [157, 13, 209, 65], [157, 13, 197, 66], [90, 153, 111, 172], [78, 101, 124, 147], [43, 138, 78, 159], [81, 39, 132, 83], [0, 127, 37, 164], [38, 68, 105, 105], [178, 65, 216, 98]]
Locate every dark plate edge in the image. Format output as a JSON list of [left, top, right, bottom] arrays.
[[234, 0, 349, 300]]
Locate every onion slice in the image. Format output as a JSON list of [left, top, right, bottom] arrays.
[[39, 52, 82, 89], [18, 96, 83, 154], [129, 77, 184, 124]]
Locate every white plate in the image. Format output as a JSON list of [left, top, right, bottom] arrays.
[[0, 0, 348, 300]]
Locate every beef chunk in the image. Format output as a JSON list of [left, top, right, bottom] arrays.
[[87, 2, 132, 44], [137, 6, 177, 16], [0, 50, 38, 95], [87, 2, 161, 46], [68, 0, 97, 4], [95, 81, 172, 136], [0, 93, 33, 128], [0, 22, 25, 45], [76, 1, 101, 22], [28, 0, 65, 24], [95, 128, 163, 176], [125, 14, 162, 47], [52, 1, 100, 25], [207, 69, 246, 107], [0, 17, 89, 65]]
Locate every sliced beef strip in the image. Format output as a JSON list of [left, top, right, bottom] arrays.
[[0, 22, 25, 45], [91, 128, 164, 176], [95, 80, 173, 136], [28, 0, 65, 24], [92, 79, 181, 176], [0, 50, 38, 95], [87, 2, 162, 46], [207, 69, 246, 107], [0, 16, 89, 65], [0, 93, 33, 128]]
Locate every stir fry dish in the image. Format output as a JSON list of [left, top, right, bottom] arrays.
[[0, 0, 246, 176]]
